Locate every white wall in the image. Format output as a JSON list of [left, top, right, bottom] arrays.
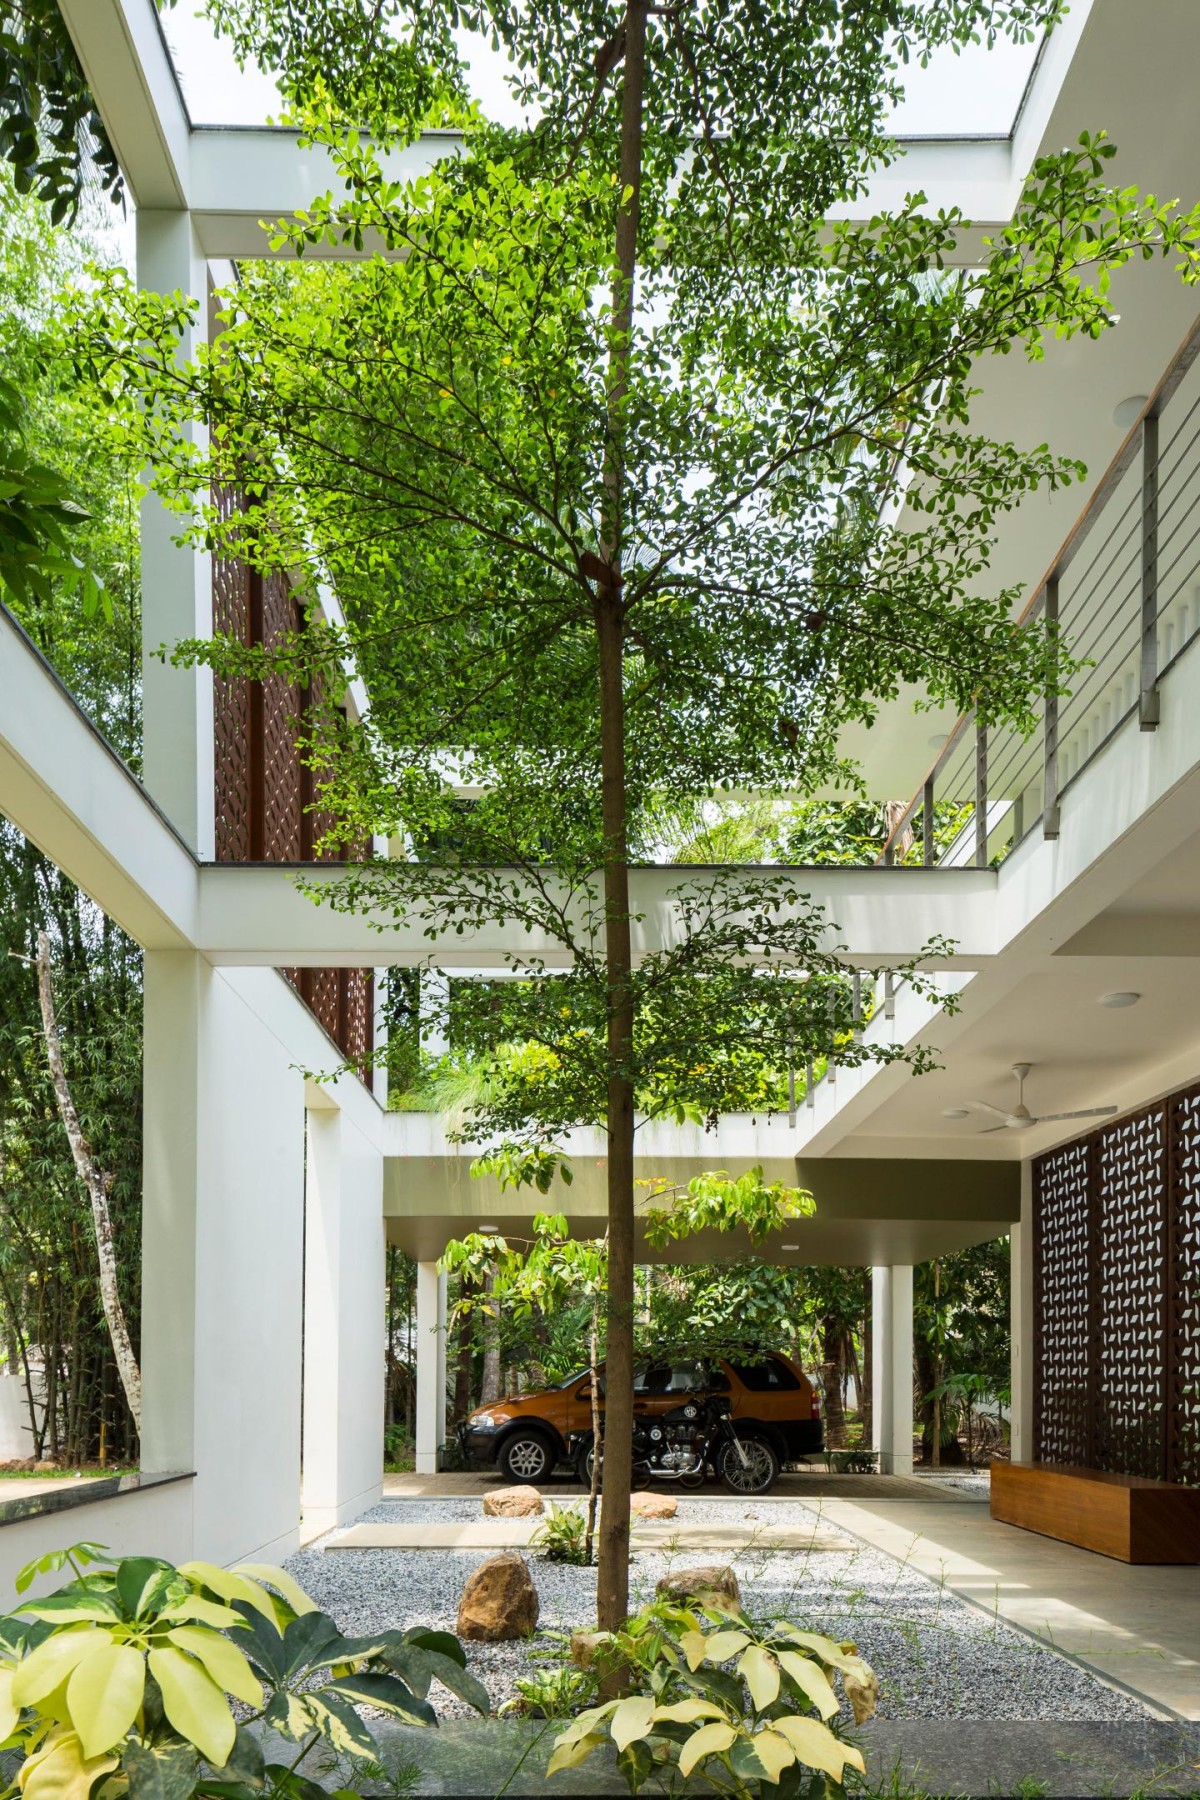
[[302, 1104, 385, 1532], [143, 956, 307, 1565], [0, 1374, 35, 1462], [0, 1481, 194, 1606]]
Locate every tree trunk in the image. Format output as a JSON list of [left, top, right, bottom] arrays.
[[480, 1267, 501, 1406], [593, 0, 647, 1639], [820, 1315, 847, 1447], [861, 1280, 872, 1447], [35, 932, 142, 1433], [453, 1272, 477, 1421], [585, 1302, 602, 1564]]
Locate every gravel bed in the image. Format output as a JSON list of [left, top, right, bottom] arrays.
[[285, 1499, 1151, 1724], [917, 1470, 992, 1494]]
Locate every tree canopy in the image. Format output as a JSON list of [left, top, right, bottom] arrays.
[[81, 0, 1200, 1624]]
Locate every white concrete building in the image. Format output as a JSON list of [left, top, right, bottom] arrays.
[[0, 0, 1198, 1582]]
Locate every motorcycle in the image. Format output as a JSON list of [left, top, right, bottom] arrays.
[[574, 1391, 781, 1495]]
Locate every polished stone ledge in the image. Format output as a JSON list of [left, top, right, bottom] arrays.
[[0, 1470, 192, 1528]]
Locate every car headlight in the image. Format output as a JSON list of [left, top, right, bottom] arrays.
[[473, 1414, 497, 1429]]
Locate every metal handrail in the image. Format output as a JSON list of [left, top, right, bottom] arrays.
[[878, 306, 1200, 867]]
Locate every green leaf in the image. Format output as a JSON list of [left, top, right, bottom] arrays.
[[306, 1692, 380, 1761], [230, 1566, 315, 1618], [224, 1725, 265, 1788], [609, 1694, 655, 1752], [147, 1646, 237, 1768], [739, 1644, 780, 1711], [66, 1640, 145, 1756], [164, 1629, 262, 1707], [11, 1627, 110, 1707], [117, 1559, 177, 1621], [678, 1720, 737, 1777], [123, 1738, 202, 1800], [546, 1730, 607, 1778], [324, 1672, 436, 1729]]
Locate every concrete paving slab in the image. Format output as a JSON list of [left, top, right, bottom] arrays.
[[809, 1497, 1200, 1722], [326, 1518, 855, 1552], [381, 1469, 979, 1502]]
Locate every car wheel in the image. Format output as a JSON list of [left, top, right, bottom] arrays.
[[718, 1434, 780, 1495], [499, 1430, 554, 1484]]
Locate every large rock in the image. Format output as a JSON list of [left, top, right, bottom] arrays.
[[456, 1553, 540, 1642], [655, 1564, 742, 1610], [483, 1485, 544, 1518], [630, 1491, 677, 1520]]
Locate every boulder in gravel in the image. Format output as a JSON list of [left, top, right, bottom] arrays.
[[456, 1552, 540, 1641], [655, 1564, 742, 1610], [630, 1491, 677, 1520], [482, 1485, 544, 1518], [569, 1629, 605, 1670]]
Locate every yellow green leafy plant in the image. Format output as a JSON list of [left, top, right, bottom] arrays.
[[0, 1542, 487, 1800], [547, 1599, 876, 1798]]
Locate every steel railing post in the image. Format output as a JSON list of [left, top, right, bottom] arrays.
[[1043, 576, 1061, 838], [922, 775, 934, 866], [1141, 410, 1161, 729], [975, 720, 988, 868]]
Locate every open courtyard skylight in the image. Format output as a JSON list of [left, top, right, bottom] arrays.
[[159, 2, 1049, 139]]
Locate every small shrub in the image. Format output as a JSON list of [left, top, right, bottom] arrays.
[[531, 1502, 589, 1565], [0, 1542, 488, 1800], [547, 1598, 876, 1797], [500, 1665, 596, 1720]]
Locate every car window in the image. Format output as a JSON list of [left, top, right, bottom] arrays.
[[634, 1364, 671, 1395], [666, 1359, 707, 1392], [729, 1357, 800, 1392]]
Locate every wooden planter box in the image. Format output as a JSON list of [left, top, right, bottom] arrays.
[[991, 1460, 1200, 1563]]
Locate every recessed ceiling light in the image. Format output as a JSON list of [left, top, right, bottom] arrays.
[[780, 1243, 800, 1251], [1112, 396, 1148, 432], [1099, 992, 1140, 1009], [477, 1224, 500, 1234], [942, 1107, 970, 1119]]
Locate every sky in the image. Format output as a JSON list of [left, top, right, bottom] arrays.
[[160, 6, 1046, 138]]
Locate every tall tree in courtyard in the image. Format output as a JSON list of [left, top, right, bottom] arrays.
[[87, 1, 1200, 1623]]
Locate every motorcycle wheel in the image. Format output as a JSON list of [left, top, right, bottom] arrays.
[[717, 1435, 780, 1495], [576, 1442, 599, 1488], [679, 1465, 707, 1490]]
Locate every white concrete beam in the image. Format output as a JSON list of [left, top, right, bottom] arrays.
[[193, 861, 997, 968], [58, 0, 190, 208], [0, 607, 197, 949], [60, 0, 1089, 262]]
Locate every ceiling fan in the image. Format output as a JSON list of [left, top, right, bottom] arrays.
[[968, 1062, 1118, 1133]]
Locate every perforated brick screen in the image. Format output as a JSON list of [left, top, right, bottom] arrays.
[[1034, 1087, 1200, 1483]]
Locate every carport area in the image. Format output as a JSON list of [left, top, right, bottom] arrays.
[[381, 1125, 1022, 1477]]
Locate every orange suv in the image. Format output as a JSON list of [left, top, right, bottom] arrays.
[[457, 1353, 823, 1485]]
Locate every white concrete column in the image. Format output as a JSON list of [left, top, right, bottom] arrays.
[[870, 1265, 914, 1475], [436, 1271, 449, 1463], [415, 1261, 441, 1474], [301, 1102, 386, 1533], [1010, 1162, 1035, 1463], [143, 956, 305, 1563], [136, 211, 214, 856]]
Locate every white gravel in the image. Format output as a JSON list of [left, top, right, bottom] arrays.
[[284, 1497, 1151, 1725]]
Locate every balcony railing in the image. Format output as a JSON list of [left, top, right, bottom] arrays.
[[879, 309, 1200, 869]]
